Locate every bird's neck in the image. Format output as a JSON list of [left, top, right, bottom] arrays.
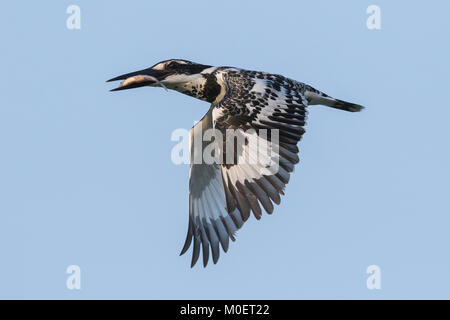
[[172, 72, 224, 103]]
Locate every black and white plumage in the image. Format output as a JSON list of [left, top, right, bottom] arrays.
[[108, 59, 363, 267]]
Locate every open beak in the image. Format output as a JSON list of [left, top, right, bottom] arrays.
[[107, 68, 168, 92]]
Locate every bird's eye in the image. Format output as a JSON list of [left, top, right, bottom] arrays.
[[168, 61, 178, 68]]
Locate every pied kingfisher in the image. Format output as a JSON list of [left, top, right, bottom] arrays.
[[108, 59, 364, 267]]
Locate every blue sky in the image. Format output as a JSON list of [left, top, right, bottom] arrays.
[[1, 1, 449, 299]]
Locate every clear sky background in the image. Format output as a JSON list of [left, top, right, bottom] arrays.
[[1, 1, 449, 299]]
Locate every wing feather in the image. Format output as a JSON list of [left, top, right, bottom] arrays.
[[180, 69, 308, 266]]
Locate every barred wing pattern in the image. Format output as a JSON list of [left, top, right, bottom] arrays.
[[180, 69, 309, 267]]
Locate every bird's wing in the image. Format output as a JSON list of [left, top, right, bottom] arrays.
[[180, 70, 308, 267], [180, 111, 245, 268]]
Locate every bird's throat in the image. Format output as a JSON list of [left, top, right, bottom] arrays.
[[173, 72, 223, 103]]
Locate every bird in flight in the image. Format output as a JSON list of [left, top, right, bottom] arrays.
[[107, 59, 363, 267]]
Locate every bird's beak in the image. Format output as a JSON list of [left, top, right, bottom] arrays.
[[107, 68, 168, 92]]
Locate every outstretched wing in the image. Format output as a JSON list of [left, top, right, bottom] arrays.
[[180, 69, 308, 267], [179, 111, 245, 268]]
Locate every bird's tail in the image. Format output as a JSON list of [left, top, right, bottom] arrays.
[[304, 86, 364, 112]]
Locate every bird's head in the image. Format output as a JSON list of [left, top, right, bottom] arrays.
[[107, 59, 222, 102]]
